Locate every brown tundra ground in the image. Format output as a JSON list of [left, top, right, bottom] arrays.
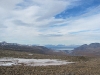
[[0, 50, 100, 75]]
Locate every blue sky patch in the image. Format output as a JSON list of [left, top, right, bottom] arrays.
[[55, 0, 100, 19]]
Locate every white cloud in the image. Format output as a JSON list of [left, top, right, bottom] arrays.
[[0, 0, 23, 9], [0, 0, 100, 45]]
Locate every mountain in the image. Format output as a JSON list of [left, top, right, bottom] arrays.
[[1, 41, 100, 56], [45, 44, 80, 50], [71, 43, 100, 56], [0, 41, 51, 54], [0, 41, 68, 56]]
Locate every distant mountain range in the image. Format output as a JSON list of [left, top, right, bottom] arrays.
[[0, 41, 100, 57], [0, 41, 67, 56], [44, 44, 80, 50], [0, 41, 51, 54]]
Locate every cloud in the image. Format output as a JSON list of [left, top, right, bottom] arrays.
[[0, 23, 7, 28], [40, 34, 63, 37], [12, 20, 30, 26], [0, 0, 23, 9], [0, 0, 100, 45]]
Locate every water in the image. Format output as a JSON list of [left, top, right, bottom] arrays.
[[52, 48, 74, 50]]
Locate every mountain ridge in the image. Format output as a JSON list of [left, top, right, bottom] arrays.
[[71, 43, 100, 56], [0, 41, 67, 56]]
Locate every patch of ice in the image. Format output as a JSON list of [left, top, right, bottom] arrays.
[[0, 63, 14, 66], [0, 57, 74, 66]]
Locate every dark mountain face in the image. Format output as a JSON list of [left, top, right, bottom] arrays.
[[0, 42, 51, 54], [71, 43, 100, 56], [74, 44, 88, 50], [89, 43, 100, 48]]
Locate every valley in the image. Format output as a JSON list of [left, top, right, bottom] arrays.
[[0, 42, 100, 75]]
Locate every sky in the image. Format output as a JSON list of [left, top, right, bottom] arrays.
[[0, 0, 100, 45]]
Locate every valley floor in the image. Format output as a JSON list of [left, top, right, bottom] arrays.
[[0, 50, 100, 75]]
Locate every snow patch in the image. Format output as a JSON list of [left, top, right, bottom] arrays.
[[0, 57, 74, 66]]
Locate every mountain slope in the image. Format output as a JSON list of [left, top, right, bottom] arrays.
[[71, 43, 100, 56], [0, 41, 67, 56]]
